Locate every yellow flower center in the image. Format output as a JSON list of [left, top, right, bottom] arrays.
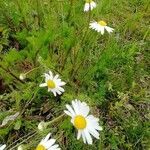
[[74, 115, 87, 129], [86, 0, 93, 3], [98, 21, 107, 26], [47, 80, 55, 89], [36, 145, 46, 150]]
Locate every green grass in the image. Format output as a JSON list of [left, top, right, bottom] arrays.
[[0, 0, 149, 149]]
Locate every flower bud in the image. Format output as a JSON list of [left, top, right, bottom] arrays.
[[19, 73, 26, 80], [38, 121, 47, 131]]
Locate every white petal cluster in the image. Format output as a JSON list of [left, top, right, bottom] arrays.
[[89, 21, 114, 35], [39, 71, 66, 96], [64, 100, 103, 144], [84, 1, 96, 12]]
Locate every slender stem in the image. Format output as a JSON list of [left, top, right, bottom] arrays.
[[6, 131, 36, 149], [20, 85, 39, 115], [9, 132, 37, 150], [45, 113, 65, 127], [25, 66, 40, 75]]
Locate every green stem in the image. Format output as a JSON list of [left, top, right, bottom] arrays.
[[24, 66, 40, 75], [45, 113, 65, 127], [9, 132, 37, 150]]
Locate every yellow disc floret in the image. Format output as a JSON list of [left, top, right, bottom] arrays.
[[36, 145, 46, 150], [47, 80, 55, 89], [98, 21, 107, 26], [74, 115, 87, 129]]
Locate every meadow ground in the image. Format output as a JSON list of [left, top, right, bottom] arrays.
[[0, 0, 149, 149]]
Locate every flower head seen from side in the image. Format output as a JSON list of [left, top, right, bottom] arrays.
[[89, 20, 114, 35], [38, 121, 47, 131], [84, 0, 96, 12], [64, 100, 103, 144], [39, 71, 66, 96], [36, 133, 61, 150], [19, 73, 26, 80], [0, 144, 6, 150]]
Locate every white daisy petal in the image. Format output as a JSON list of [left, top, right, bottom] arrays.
[[89, 22, 97, 29], [48, 144, 59, 150], [87, 125, 100, 139], [57, 87, 65, 92], [54, 74, 59, 80], [45, 139, 56, 149], [80, 103, 90, 117], [72, 100, 79, 114], [91, 1, 96, 8], [87, 115, 99, 122], [94, 125, 103, 131], [52, 91, 57, 97], [84, 129, 93, 145], [77, 130, 82, 140], [90, 2, 96, 10], [100, 26, 105, 35], [41, 133, 51, 143], [105, 26, 114, 33], [44, 73, 51, 79], [58, 81, 66, 86], [81, 131, 86, 144], [49, 71, 53, 78], [66, 104, 76, 116], [56, 90, 62, 95], [39, 83, 47, 87], [64, 110, 73, 117]]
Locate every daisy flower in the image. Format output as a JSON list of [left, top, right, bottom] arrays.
[[89, 20, 114, 35], [36, 133, 61, 150], [64, 100, 103, 144], [39, 71, 66, 96], [0, 144, 6, 150], [84, 0, 96, 12]]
